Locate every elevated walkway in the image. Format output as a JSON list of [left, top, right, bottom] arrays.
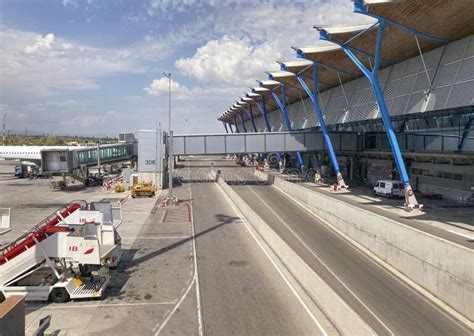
[[41, 143, 136, 174], [171, 130, 474, 156]]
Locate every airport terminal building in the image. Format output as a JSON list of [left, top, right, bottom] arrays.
[[218, 1, 474, 202]]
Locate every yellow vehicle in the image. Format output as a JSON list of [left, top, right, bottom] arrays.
[[115, 183, 125, 193], [131, 181, 156, 198]]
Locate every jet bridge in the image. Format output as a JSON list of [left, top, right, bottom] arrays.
[[41, 143, 136, 174], [172, 130, 359, 156]]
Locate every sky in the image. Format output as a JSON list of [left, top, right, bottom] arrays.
[[0, 0, 370, 136]]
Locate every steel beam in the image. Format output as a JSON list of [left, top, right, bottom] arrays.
[[269, 83, 304, 168], [239, 111, 248, 133], [255, 96, 272, 132], [253, 95, 281, 163], [458, 116, 473, 152], [290, 62, 348, 189], [233, 115, 240, 133], [247, 105, 258, 132], [320, 19, 421, 209]]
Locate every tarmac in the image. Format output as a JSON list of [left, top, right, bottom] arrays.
[[0, 160, 336, 335]]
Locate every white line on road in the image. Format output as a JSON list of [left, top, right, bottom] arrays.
[[447, 229, 474, 240], [121, 236, 192, 240], [26, 301, 177, 310], [217, 181, 327, 336], [246, 185, 395, 336], [189, 182, 204, 336]]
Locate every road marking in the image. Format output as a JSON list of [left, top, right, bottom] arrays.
[[26, 301, 177, 310], [188, 168, 204, 336], [121, 236, 192, 240], [245, 184, 395, 336], [447, 230, 474, 240], [217, 180, 327, 336]]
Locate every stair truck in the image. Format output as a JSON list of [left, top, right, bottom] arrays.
[[0, 200, 122, 303]]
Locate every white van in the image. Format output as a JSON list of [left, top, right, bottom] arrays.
[[373, 180, 405, 198]]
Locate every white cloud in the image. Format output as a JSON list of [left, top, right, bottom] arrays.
[[144, 77, 190, 97], [0, 29, 147, 97], [62, 0, 78, 8], [174, 0, 371, 87], [175, 35, 280, 86], [24, 33, 55, 54]]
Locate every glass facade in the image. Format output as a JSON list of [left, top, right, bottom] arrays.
[[77, 144, 133, 165], [322, 106, 473, 135]]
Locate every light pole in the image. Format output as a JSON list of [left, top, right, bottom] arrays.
[[163, 72, 173, 205], [2, 113, 7, 146], [97, 117, 102, 176]]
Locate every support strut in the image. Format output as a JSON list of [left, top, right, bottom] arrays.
[[320, 19, 421, 210], [269, 84, 304, 169], [247, 105, 258, 132], [239, 111, 248, 133], [292, 62, 348, 190]]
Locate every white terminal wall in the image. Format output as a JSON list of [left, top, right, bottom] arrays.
[[137, 129, 165, 173]]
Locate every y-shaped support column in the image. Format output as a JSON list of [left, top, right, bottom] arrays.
[[255, 96, 272, 132], [292, 62, 348, 190], [320, 21, 421, 209], [233, 115, 240, 133], [270, 84, 304, 169], [239, 111, 248, 133], [247, 105, 258, 132], [254, 95, 281, 164]]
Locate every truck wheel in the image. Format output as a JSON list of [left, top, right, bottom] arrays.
[[50, 288, 70, 303]]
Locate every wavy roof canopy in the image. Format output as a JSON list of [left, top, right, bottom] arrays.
[[218, 0, 474, 124]]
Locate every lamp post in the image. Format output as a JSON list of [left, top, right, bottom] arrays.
[[2, 113, 7, 146], [163, 72, 173, 205], [97, 117, 102, 176]]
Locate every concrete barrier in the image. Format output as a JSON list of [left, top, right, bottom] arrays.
[[212, 169, 376, 335], [255, 170, 474, 322], [0, 295, 25, 336]]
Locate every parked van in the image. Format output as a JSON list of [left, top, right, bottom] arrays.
[[373, 180, 404, 198]]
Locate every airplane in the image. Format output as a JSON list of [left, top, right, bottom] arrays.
[[0, 144, 81, 161]]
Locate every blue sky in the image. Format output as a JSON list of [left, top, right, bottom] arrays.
[[0, 0, 367, 136]]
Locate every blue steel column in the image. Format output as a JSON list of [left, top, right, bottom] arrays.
[[254, 94, 281, 163], [458, 116, 473, 152], [239, 111, 248, 133], [254, 95, 272, 132], [229, 123, 234, 133], [247, 105, 258, 132], [233, 115, 240, 133], [269, 84, 304, 168], [320, 20, 420, 208], [292, 62, 347, 189], [223, 122, 229, 134]]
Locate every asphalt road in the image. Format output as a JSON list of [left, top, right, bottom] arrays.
[[187, 166, 334, 335], [224, 167, 471, 336]]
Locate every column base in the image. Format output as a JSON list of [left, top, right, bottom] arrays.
[[403, 185, 423, 211], [330, 173, 349, 192]]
